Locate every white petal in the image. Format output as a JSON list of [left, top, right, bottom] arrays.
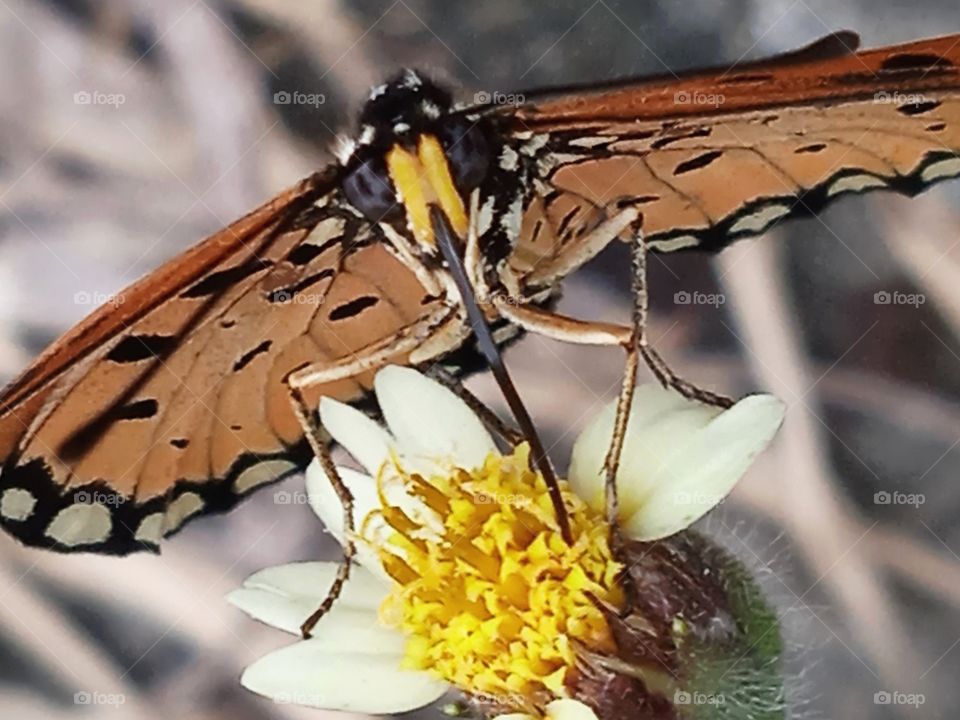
[[319, 397, 394, 476], [241, 640, 447, 713], [228, 561, 390, 635], [546, 699, 600, 720], [624, 394, 784, 539], [305, 461, 413, 576], [569, 384, 722, 515], [305, 462, 379, 541], [375, 365, 497, 469]]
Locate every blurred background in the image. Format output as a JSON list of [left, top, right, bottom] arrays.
[[0, 0, 958, 718]]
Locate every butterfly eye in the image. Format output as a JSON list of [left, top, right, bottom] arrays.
[[343, 158, 399, 222], [439, 122, 490, 192]]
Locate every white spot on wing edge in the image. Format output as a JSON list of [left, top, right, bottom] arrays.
[[920, 157, 960, 183], [728, 203, 792, 235], [233, 459, 298, 495], [162, 492, 204, 534], [567, 136, 612, 149], [649, 235, 701, 252], [826, 173, 887, 198], [45, 503, 112, 547], [135, 512, 164, 544], [1, 488, 36, 521]]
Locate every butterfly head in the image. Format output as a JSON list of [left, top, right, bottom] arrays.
[[340, 70, 492, 257]]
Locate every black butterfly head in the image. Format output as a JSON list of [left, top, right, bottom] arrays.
[[340, 70, 493, 250], [358, 69, 454, 144]]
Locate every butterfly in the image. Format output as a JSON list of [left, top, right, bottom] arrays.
[[1, 30, 958, 555]]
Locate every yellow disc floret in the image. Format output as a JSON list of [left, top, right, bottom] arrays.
[[364, 444, 623, 712]]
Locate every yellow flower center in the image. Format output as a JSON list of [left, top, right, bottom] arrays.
[[363, 444, 623, 711]]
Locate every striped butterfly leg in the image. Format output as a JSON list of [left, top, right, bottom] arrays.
[[285, 303, 461, 638], [499, 235, 731, 598], [520, 199, 733, 409]]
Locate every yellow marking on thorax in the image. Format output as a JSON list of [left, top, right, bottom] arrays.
[[386, 134, 468, 248]]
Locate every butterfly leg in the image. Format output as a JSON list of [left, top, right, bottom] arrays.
[[284, 304, 460, 638], [493, 237, 726, 584], [425, 366, 524, 445], [286, 386, 353, 639], [628, 232, 733, 410]]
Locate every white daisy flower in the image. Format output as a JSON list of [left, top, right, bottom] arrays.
[[228, 366, 784, 718]]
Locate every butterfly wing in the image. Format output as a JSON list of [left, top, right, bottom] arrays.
[[0, 170, 443, 553], [501, 32, 960, 256]]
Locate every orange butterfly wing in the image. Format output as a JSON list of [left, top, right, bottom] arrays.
[[0, 169, 443, 552], [506, 32, 960, 262]]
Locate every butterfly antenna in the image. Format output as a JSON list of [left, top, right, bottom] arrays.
[[430, 206, 573, 545]]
